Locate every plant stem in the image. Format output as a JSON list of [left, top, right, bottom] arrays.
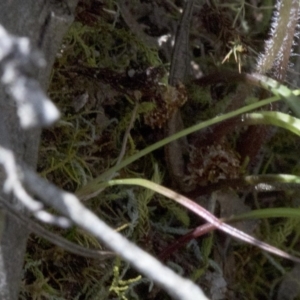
[[165, 0, 195, 192], [256, 0, 300, 80]]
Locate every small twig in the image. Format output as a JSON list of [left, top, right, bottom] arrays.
[[159, 223, 214, 261]]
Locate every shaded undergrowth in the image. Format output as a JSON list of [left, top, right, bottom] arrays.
[[21, 1, 300, 299]]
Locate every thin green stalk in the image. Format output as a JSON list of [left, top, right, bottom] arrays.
[[77, 95, 281, 199], [228, 208, 300, 222], [244, 111, 300, 135]]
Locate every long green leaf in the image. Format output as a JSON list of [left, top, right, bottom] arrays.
[[244, 111, 300, 135], [249, 73, 300, 117], [228, 208, 300, 222], [99, 178, 300, 263]]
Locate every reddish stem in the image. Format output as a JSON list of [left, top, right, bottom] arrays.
[[159, 223, 216, 261]]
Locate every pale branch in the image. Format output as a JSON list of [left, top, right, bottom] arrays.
[[0, 25, 60, 128], [0, 1, 78, 298], [18, 164, 208, 300], [0, 146, 70, 227], [0, 6, 207, 299]]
